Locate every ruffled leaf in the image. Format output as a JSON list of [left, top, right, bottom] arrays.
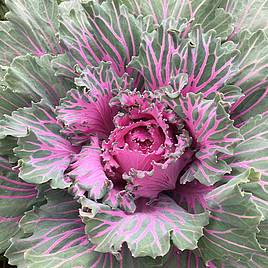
[[0, 102, 75, 188], [124, 150, 192, 200], [5, 189, 163, 268], [0, 0, 62, 66], [4, 54, 72, 106], [5, 190, 114, 268], [129, 24, 238, 96], [0, 157, 37, 253], [226, 114, 268, 218], [57, 62, 127, 143], [119, 0, 233, 39], [179, 26, 238, 97], [68, 137, 112, 200], [83, 0, 142, 76], [170, 93, 242, 185], [228, 31, 268, 126], [59, 0, 141, 77], [58, 0, 103, 74], [199, 169, 265, 264], [81, 194, 209, 258], [128, 19, 184, 92]]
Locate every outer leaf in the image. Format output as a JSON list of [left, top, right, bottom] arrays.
[[129, 24, 237, 96], [221, 0, 268, 38], [170, 93, 242, 185], [83, 0, 142, 76], [15, 135, 73, 189], [128, 19, 184, 92], [81, 194, 209, 258], [0, 0, 62, 66], [178, 26, 238, 97], [119, 0, 233, 39], [5, 190, 113, 268], [58, 0, 103, 74], [59, 0, 141, 77], [0, 102, 75, 188], [226, 114, 268, 218], [4, 54, 72, 106], [0, 62, 32, 117], [199, 169, 265, 264], [5, 189, 163, 268], [0, 88, 32, 118], [0, 157, 37, 253], [228, 31, 268, 126]]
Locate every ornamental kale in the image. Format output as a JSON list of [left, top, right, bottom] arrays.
[[0, 0, 268, 267]]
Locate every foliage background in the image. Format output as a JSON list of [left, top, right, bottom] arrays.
[[0, 2, 12, 266]]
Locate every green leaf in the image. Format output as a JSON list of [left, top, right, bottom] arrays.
[[178, 26, 238, 98], [83, 0, 142, 76], [0, 0, 62, 66], [81, 194, 209, 258], [227, 114, 268, 218], [0, 101, 75, 188], [199, 169, 265, 264], [58, 0, 103, 75], [5, 189, 163, 268], [5, 190, 112, 268], [118, 0, 233, 39], [221, 0, 268, 38], [4, 54, 73, 106], [0, 87, 32, 119], [129, 23, 238, 97], [0, 157, 38, 253], [228, 30, 268, 125], [59, 0, 142, 77]]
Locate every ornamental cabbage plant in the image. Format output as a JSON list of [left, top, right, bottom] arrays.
[[0, 0, 268, 267]]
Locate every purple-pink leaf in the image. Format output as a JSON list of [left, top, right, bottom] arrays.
[[57, 62, 128, 144], [173, 180, 214, 214], [68, 137, 112, 200], [102, 89, 192, 200]]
